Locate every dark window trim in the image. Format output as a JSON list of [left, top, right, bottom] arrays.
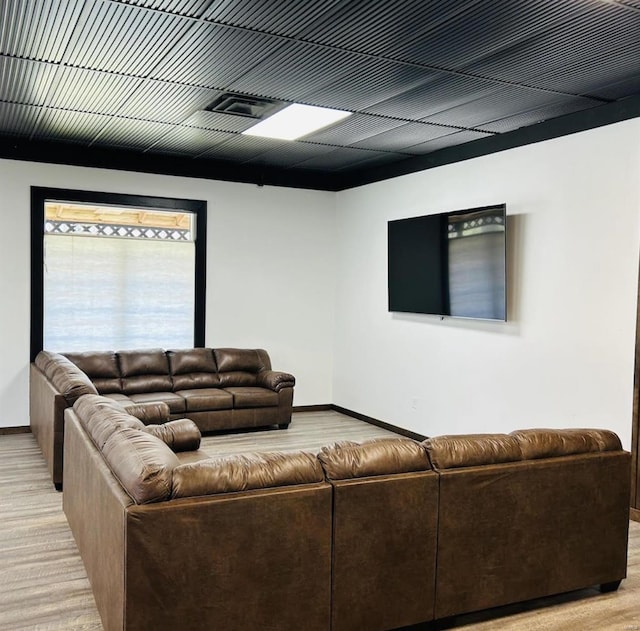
[[30, 187, 207, 361]]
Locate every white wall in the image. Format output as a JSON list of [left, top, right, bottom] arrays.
[[0, 160, 336, 427], [334, 119, 640, 449]]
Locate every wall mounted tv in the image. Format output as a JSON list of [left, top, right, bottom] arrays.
[[388, 204, 507, 321]]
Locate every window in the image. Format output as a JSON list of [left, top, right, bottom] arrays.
[[31, 188, 206, 359]]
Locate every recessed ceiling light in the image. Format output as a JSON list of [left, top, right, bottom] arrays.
[[242, 104, 352, 141]]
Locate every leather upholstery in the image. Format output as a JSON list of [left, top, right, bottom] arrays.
[[120, 401, 170, 424], [213, 347, 271, 372], [424, 433, 523, 469], [64, 398, 331, 631], [224, 386, 279, 408], [511, 427, 622, 459], [177, 388, 233, 411], [320, 438, 438, 631], [35, 351, 98, 404], [171, 450, 323, 498], [62, 395, 630, 631], [145, 418, 201, 452], [118, 349, 173, 394], [318, 437, 431, 479], [167, 348, 221, 390], [63, 350, 122, 394]]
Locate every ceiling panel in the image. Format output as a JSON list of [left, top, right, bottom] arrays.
[[118, 0, 215, 17], [46, 66, 144, 115], [148, 22, 284, 89], [227, 41, 368, 102], [364, 74, 501, 120], [403, 129, 493, 155], [0, 102, 43, 136], [63, 0, 193, 76], [292, 146, 399, 171], [196, 134, 287, 162], [478, 100, 601, 134], [424, 86, 598, 128], [118, 83, 222, 124], [145, 126, 232, 156], [301, 59, 445, 112], [0, 0, 85, 62], [182, 109, 257, 133], [243, 142, 337, 168], [0, 57, 58, 105], [203, 0, 343, 37], [299, 0, 476, 57], [387, 0, 599, 69], [352, 122, 456, 152], [33, 109, 110, 143], [91, 118, 178, 151], [463, 3, 640, 86], [303, 114, 408, 146]]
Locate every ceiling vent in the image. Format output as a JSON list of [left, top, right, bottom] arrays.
[[206, 93, 281, 119]]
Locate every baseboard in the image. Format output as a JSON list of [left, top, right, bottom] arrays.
[[631, 507, 640, 523], [0, 426, 31, 435], [292, 404, 333, 413], [330, 405, 428, 441]]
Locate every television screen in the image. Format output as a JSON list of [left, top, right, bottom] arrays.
[[388, 204, 506, 321]]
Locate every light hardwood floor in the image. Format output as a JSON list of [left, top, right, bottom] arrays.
[[0, 410, 638, 631]]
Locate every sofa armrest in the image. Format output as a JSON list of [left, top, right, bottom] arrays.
[[256, 370, 295, 392], [145, 419, 201, 452], [120, 401, 170, 425]]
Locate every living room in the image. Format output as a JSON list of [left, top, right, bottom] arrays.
[[2, 1, 640, 629]]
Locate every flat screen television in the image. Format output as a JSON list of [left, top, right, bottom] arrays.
[[388, 204, 507, 321]]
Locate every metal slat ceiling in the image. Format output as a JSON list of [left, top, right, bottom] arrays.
[[0, 0, 639, 190]]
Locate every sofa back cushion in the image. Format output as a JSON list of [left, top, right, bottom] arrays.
[[64, 350, 122, 394], [213, 348, 271, 387], [35, 350, 99, 404], [167, 348, 220, 390], [102, 426, 179, 503], [118, 349, 172, 394], [510, 428, 622, 459], [171, 450, 323, 498], [424, 434, 523, 470], [318, 438, 431, 480]]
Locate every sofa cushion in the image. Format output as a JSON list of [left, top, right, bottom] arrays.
[[177, 388, 233, 412], [170, 450, 323, 498], [118, 349, 172, 394], [424, 434, 523, 470], [64, 350, 122, 394], [214, 348, 270, 373], [74, 395, 146, 449], [510, 428, 622, 460], [145, 418, 201, 452], [127, 392, 186, 414], [168, 348, 221, 390], [35, 351, 99, 404], [224, 387, 279, 408], [318, 438, 431, 480], [217, 371, 258, 387], [102, 426, 179, 504], [121, 401, 171, 424]]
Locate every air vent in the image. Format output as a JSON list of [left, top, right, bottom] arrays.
[[206, 93, 281, 119]]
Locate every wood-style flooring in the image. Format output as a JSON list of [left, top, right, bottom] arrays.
[[0, 410, 638, 631]]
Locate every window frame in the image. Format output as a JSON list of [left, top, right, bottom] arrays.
[[30, 187, 207, 361]]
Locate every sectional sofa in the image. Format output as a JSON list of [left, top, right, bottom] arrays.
[[30, 347, 295, 487], [63, 393, 631, 631]]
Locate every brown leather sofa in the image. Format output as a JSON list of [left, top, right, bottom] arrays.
[[30, 347, 295, 487], [62, 393, 631, 631]]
